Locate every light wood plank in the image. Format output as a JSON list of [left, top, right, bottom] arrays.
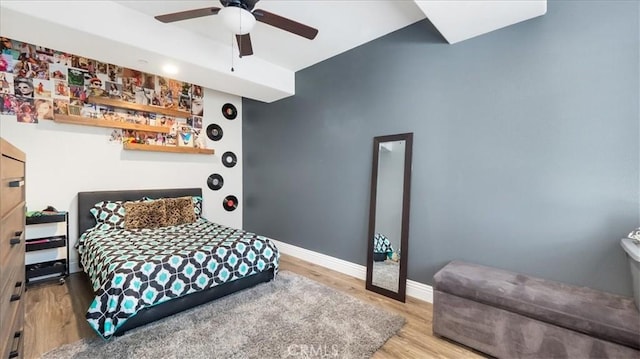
[[88, 97, 191, 118], [53, 115, 170, 133], [24, 274, 95, 358], [122, 142, 214, 155], [24, 254, 485, 359]]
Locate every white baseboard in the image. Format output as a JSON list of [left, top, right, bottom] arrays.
[[407, 278, 434, 303], [272, 239, 366, 279], [70, 260, 81, 274], [270, 239, 433, 303]]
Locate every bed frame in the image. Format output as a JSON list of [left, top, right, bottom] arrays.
[[77, 188, 276, 337]]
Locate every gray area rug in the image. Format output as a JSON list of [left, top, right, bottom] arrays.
[[42, 271, 405, 359]]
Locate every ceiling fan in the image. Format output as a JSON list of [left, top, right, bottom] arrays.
[[155, 0, 319, 57]]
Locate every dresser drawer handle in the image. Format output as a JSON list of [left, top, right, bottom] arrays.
[[10, 281, 23, 302], [10, 237, 21, 245], [8, 180, 24, 188], [9, 330, 22, 359], [14, 230, 23, 236]]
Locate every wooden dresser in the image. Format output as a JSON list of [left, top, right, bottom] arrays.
[[0, 138, 26, 359]]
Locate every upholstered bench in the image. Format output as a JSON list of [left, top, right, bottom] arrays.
[[433, 261, 640, 358]]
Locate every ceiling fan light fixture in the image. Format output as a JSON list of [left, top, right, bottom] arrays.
[[219, 6, 256, 35]]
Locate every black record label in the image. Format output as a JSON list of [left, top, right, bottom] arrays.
[[222, 103, 237, 120], [222, 151, 237, 168], [207, 173, 224, 191], [206, 124, 223, 141], [223, 195, 238, 211]]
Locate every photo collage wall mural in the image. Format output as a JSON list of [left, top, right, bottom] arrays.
[[0, 36, 205, 148]]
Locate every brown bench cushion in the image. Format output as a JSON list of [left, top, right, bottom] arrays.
[[433, 261, 640, 349]]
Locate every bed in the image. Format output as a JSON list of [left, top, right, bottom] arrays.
[[77, 188, 279, 339]]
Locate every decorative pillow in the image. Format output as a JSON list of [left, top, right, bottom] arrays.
[[90, 201, 128, 230], [373, 233, 394, 254], [163, 196, 196, 226], [192, 196, 203, 217], [124, 200, 168, 230], [143, 195, 202, 218]]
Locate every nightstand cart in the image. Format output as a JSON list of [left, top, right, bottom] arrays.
[[25, 212, 69, 285]]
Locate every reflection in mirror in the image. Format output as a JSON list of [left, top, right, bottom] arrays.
[[366, 133, 412, 302], [372, 140, 405, 292]]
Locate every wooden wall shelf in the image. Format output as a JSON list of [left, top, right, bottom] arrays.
[[53, 115, 170, 133], [123, 142, 215, 155], [88, 97, 191, 118]]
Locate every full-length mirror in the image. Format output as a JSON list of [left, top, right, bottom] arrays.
[[366, 133, 413, 302]]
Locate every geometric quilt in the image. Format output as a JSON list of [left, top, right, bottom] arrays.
[[78, 218, 280, 339]]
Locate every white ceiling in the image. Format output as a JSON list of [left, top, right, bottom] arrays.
[[415, 0, 547, 44], [0, 0, 546, 103], [114, 0, 427, 72]]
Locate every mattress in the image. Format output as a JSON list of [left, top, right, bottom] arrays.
[[78, 218, 280, 338]]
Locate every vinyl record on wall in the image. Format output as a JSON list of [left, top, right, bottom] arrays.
[[206, 124, 223, 141], [223, 195, 238, 211], [222, 151, 237, 168], [207, 173, 224, 191], [221, 103, 237, 120]]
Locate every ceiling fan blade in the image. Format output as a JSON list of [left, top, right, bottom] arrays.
[[236, 34, 254, 57], [155, 7, 221, 23], [252, 9, 318, 40]]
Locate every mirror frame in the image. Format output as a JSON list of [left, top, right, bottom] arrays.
[[365, 132, 413, 302]]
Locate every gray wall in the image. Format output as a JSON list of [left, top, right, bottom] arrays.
[[243, 0, 640, 295]]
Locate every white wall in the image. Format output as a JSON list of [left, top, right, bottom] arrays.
[[0, 87, 243, 272]]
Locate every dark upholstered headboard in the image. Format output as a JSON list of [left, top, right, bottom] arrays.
[[77, 188, 202, 235]]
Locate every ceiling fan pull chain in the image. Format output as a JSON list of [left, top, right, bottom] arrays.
[[230, 34, 235, 72], [238, 7, 243, 58]]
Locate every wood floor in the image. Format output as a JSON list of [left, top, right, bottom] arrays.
[[24, 254, 484, 358]]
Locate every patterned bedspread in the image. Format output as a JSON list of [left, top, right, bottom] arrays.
[[78, 218, 280, 339]]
